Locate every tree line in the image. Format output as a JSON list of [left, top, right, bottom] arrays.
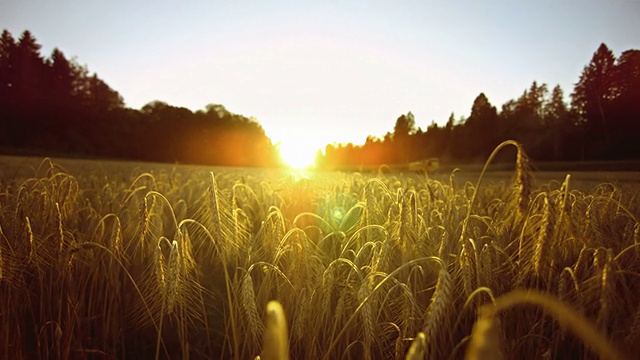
[[2, 30, 638, 169], [0, 29, 281, 167], [317, 43, 640, 169]]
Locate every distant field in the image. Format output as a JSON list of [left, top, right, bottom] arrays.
[[0, 152, 638, 359], [2, 154, 639, 185]]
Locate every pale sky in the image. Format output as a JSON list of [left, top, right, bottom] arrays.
[[2, 1, 639, 166]]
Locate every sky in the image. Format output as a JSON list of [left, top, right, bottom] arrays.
[[2, 1, 639, 166]]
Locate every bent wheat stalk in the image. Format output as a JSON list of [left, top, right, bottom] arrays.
[[466, 289, 627, 360], [322, 256, 445, 360], [459, 140, 530, 244]]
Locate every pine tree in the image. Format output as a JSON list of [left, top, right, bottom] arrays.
[[0, 30, 17, 102], [463, 93, 499, 159], [47, 48, 75, 109], [542, 85, 573, 160], [571, 43, 616, 156], [610, 50, 640, 157], [14, 30, 46, 104]]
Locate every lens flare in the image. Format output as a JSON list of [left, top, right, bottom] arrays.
[[332, 207, 344, 223]]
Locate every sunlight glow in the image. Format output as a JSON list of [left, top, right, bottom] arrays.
[[278, 140, 318, 169], [332, 207, 345, 223]]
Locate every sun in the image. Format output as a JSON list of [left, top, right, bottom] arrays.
[[278, 140, 318, 169]]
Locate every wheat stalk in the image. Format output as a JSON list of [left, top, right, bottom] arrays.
[[458, 140, 529, 246], [467, 289, 627, 360]]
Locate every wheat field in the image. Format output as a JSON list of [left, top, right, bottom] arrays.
[[0, 142, 638, 359]]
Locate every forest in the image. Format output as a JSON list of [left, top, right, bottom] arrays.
[[0, 30, 280, 167], [318, 43, 640, 169], [1, 29, 639, 168]]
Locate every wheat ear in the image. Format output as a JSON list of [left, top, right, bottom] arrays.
[[260, 300, 289, 360], [292, 288, 308, 343], [26, 217, 34, 263], [0, 225, 3, 281], [357, 281, 375, 358], [596, 248, 615, 331], [466, 312, 504, 360], [514, 145, 531, 218], [533, 196, 553, 278], [405, 332, 426, 360], [55, 202, 65, 254], [625, 303, 640, 346], [633, 222, 639, 256], [139, 198, 151, 255], [241, 271, 264, 348], [423, 268, 454, 359], [165, 240, 180, 315]]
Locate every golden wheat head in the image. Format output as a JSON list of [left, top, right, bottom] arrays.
[[260, 300, 289, 360]]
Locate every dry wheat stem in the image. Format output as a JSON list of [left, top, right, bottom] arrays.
[[458, 140, 525, 245], [322, 256, 444, 360], [469, 289, 627, 360]]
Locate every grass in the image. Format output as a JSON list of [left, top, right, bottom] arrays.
[[0, 141, 638, 359]]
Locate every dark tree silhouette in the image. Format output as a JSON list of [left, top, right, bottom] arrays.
[[0, 30, 17, 101], [47, 48, 75, 109], [0, 29, 282, 167], [14, 31, 46, 108], [2, 30, 640, 169], [0, 30, 18, 146], [571, 43, 616, 158], [393, 112, 416, 163], [462, 93, 499, 160], [541, 85, 575, 160], [393, 112, 416, 138], [317, 42, 639, 170], [609, 50, 640, 158]]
